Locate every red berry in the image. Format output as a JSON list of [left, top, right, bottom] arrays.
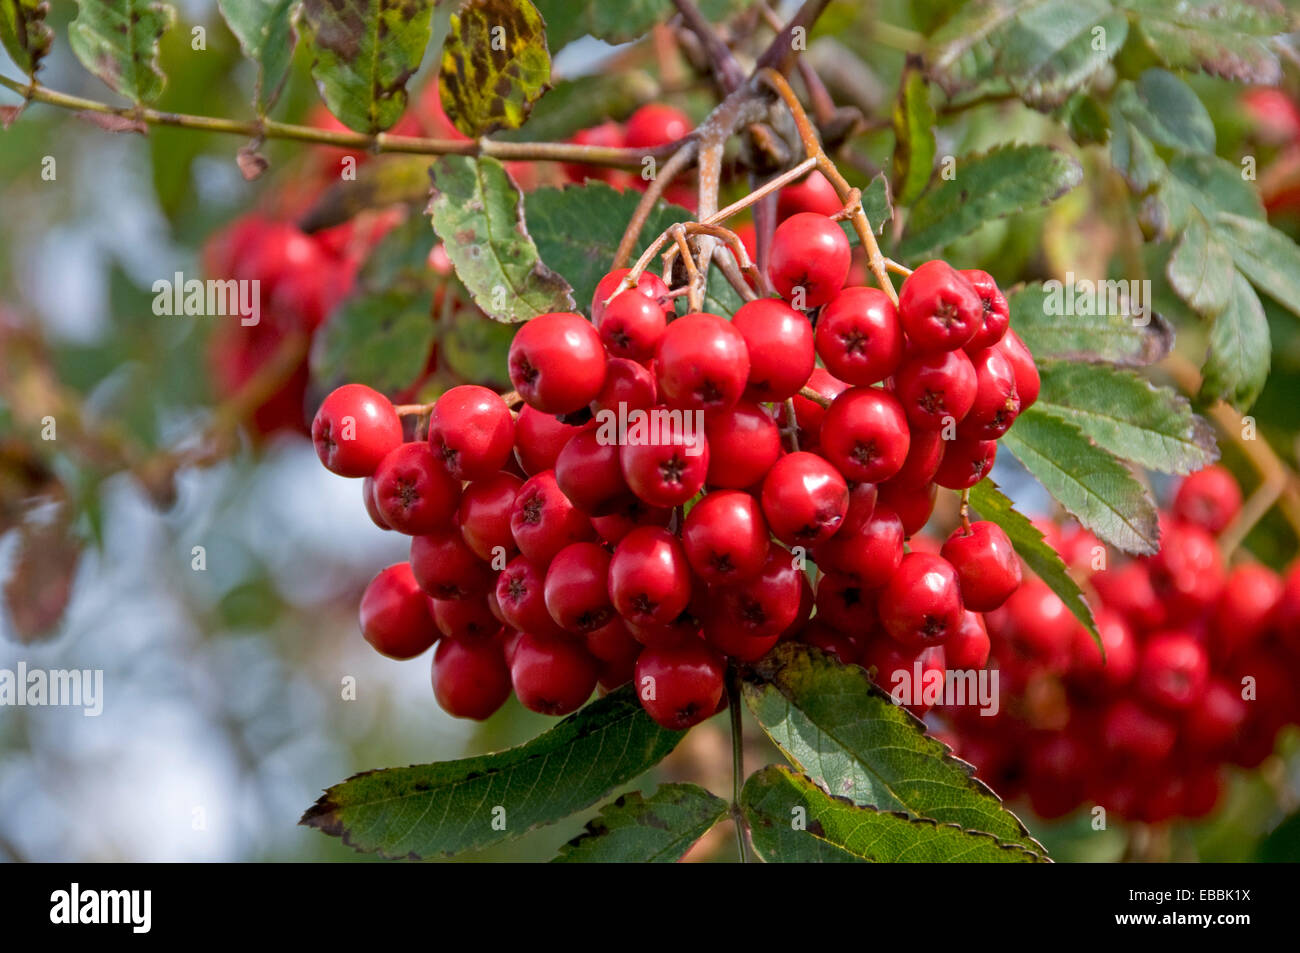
[[362, 476, 391, 530], [589, 498, 673, 545], [731, 298, 815, 401], [761, 451, 849, 546], [941, 521, 1021, 611], [591, 268, 670, 325], [958, 345, 1020, 440], [1070, 608, 1138, 690], [959, 269, 1010, 349], [878, 552, 964, 649], [815, 287, 905, 386], [1172, 465, 1242, 536], [655, 312, 750, 410], [932, 436, 997, 490], [510, 470, 596, 563], [590, 357, 657, 415], [432, 637, 512, 720], [703, 400, 782, 490], [510, 632, 598, 716], [876, 478, 937, 536], [1102, 699, 1177, 761], [609, 526, 693, 625], [859, 637, 946, 713], [599, 290, 668, 361], [1211, 563, 1282, 661], [496, 555, 566, 638], [777, 170, 843, 220], [889, 427, 945, 487], [790, 366, 850, 451], [619, 408, 710, 506], [634, 641, 726, 730], [819, 387, 911, 483], [814, 571, 880, 636], [893, 349, 977, 430], [682, 490, 770, 585], [817, 503, 904, 588], [563, 121, 626, 184], [897, 260, 983, 352], [624, 103, 691, 149], [999, 579, 1077, 672], [1147, 519, 1226, 622], [430, 595, 500, 641], [945, 611, 991, 669], [768, 213, 851, 308], [410, 528, 495, 600], [312, 383, 403, 477], [797, 620, 860, 664], [428, 385, 515, 480], [710, 545, 803, 641], [509, 312, 607, 413], [555, 428, 633, 516], [1136, 630, 1209, 710], [544, 541, 615, 633], [994, 328, 1039, 409], [1183, 678, 1249, 752], [360, 563, 440, 659], [457, 472, 523, 562], [513, 405, 593, 475], [372, 441, 461, 535]]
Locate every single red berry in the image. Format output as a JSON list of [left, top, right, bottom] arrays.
[[589, 498, 673, 545], [796, 620, 860, 665], [1211, 563, 1282, 662], [510, 470, 595, 564], [312, 383, 403, 477], [372, 441, 461, 535], [998, 578, 1077, 672], [994, 328, 1039, 409], [731, 297, 815, 401], [635, 641, 726, 730], [585, 615, 641, 666], [816, 503, 904, 588], [655, 312, 750, 410], [544, 541, 615, 633], [496, 555, 566, 638], [878, 552, 964, 649], [591, 268, 670, 325], [761, 451, 849, 546], [430, 595, 500, 641], [815, 287, 905, 386], [945, 611, 991, 669], [819, 387, 911, 483], [1091, 560, 1166, 631], [362, 476, 391, 530], [701, 600, 783, 662], [1147, 519, 1226, 623], [933, 436, 997, 491], [360, 563, 440, 659], [1136, 630, 1210, 710], [1102, 699, 1177, 761], [839, 481, 879, 534], [510, 632, 599, 716], [513, 406, 594, 475], [958, 346, 1020, 440], [790, 366, 849, 451], [599, 290, 668, 361], [1070, 608, 1137, 690], [428, 385, 515, 480], [590, 357, 657, 415], [782, 572, 816, 640], [959, 269, 1010, 349], [889, 427, 945, 487], [410, 528, 495, 600], [555, 428, 633, 516], [703, 400, 782, 490], [768, 213, 851, 308], [619, 408, 710, 506], [457, 472, 523, 562], [941, 521, 1021, 612], [431, 637, 512, 720], [892, 348, 977, 431], [682, 489, 770, 585], [777, 170, 843, 220], [509, 312, 607, 413], [1183, 678, 1249, 752], [814, 571, 880, 636], [609, 526, 693, 625], [876, 478, 937, 536], [563, 120, 626, 184], [896, 260, 983, 352], [624, 103, 691, 149], [710, 545, 803, 641], [1173, 464, 1243, 536]]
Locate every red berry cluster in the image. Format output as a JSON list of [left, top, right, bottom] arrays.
[[309, 210, 1040, 731], [941, 464, 1300, 823], [564, 104, 697, 210]]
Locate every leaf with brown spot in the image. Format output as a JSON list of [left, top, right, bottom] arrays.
[[551, 784, 728, 863], [0, 0, 53, 78], [68, 0, 175, 105], [439, 0, 550, 137]]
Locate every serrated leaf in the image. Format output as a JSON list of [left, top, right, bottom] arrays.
[[217, 0, 296, 113], [525, 181, 687, 315], [534, 0, 743, 49], [1200, 270, 1270, 412], [1214, 211, 1300, 321], [1167, 214, 1234, 317], [1036, 361, 1218, 474], [1125, 0, 1288, 85], [898, 145, 1081, 256], [743, 642, 1044, 853], [892, 57, 936, 206], [1162, 154, 1267, 231], [551, 784, 728, 863], [929, 0, 1037, 96], [300, 0, 434, 134], [968, 479, 1098, 642], [69, 0, 175, 105], [439, 0, 550, 138], [999, 2, 1126, 108], [300, 685, 684, 858], [0, 0, 53, 78], [742, 766, 1046, 863], [861, 173, 892, 234], [311, 288, 435, 394], [1007, 281, 1175, 365], [429, 155, 575, 322], [1115, 69, 1216, 154], [1000, 406, 1160, 554], [441, 304, 515, 389]]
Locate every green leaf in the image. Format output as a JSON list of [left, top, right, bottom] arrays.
[[861, 173, 892, 234], [1036, 361, 1218, 474], [69, 0, 176, 105], [551, 784, 728, 863], [312, 288, 435, 394], [1255, 810, 1300, 863], [1214, 212, 1300, 321], [998, 1, 1126, 108], [300, 0, 434, 134], [1167, 214, 1234, 318], [1059, 92, 1110, 146], [743, 642, 1043, 853], [1007, 281, 1175, 365], [534, 0, 743, 49], [217, 0, 297, 113], [898, 145, 1081, 256], [1200, 270, 1271, 412], [439, 0, 550, 138], [968, 479, 1098, 641], [428, 155, 576, 322], [300, 685, 684, 859], [440, 304, 515, 389], [742, 766, 1046, 863], [0, 0, 53, 78], [1000, 406, 1160, 554], [892, 57, 936, 206], [525, 181, 687, 316], [1125, 0, 1288, 85], [1113, 71, 1216, 154], [1162, 154, 1266, 231]]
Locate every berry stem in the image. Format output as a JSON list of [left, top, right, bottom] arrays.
[[393, 402, 435, 416], [726, 665, 751, 863], [784, 398, 801, 453], [797, 385, 832, 409], [612, 141, 701, 269]]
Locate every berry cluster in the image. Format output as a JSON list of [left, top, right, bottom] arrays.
[[310, 207, 1040, 731], [941, 464, 1300, 823]]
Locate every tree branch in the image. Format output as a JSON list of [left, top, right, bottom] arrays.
[[672, 0, 746, 93]]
